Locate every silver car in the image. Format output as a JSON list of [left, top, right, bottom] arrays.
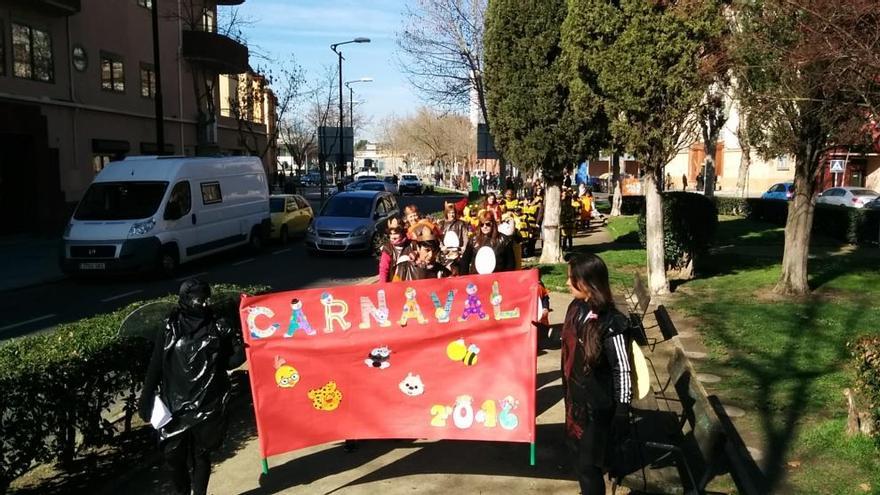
[[306, 191, 399, 254], [816, 187, 879, 208]]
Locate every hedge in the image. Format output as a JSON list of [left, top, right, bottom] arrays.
[[638, 192, 718, 274], [0, 283, 268, 491], [851, 336, 880, 445], [709, 197, 880, 245]]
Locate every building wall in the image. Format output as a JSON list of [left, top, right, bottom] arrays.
[[0, 0, 273, 235]]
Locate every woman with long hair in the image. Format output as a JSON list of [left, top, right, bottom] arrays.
[[378, 223, 410, 282], [561, 253, 633, 494], [467, 210, 515, 274]]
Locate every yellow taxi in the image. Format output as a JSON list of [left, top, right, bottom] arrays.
[[269, 194, 313, 244]]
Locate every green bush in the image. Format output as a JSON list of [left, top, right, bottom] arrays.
[[851, 336, 880, 445], [813, 205, 880, 245], [620, 195, 645, 215], [0, 283, 268, 491], [638, 192, 718, 274]]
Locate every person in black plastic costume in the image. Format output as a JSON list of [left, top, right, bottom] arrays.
[[560, 253, 633, 494], [138, 279, 245, 495]]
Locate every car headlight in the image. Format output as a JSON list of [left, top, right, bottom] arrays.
[[351, 226, 369, 237], [128, 218, 156, 236]]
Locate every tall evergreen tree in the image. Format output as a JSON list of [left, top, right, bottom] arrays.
[[565, 0, 726, 294], [484, 0, 607, 263]]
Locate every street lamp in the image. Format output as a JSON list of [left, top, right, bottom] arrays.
[[345, 77, 373, 129], [328, 38, 370, 194]]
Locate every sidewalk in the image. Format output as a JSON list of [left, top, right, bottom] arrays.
[[0, 235, 64, 292]]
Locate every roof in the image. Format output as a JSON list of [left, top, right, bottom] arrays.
[[332, 190, 385, 199], [94, 156, 264, 183]]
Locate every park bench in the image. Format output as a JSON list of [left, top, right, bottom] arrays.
[[644, 345, 765, 495]]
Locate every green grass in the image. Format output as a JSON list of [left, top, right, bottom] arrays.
[[607, 216, 640, 243]]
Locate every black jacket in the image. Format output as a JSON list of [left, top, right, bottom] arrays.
[[561, 300, 632, 436], [139, 307, 245, 441]]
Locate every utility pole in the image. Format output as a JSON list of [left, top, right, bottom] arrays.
[[150, 0, 165, 153]]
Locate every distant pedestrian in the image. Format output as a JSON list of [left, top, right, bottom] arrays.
[[561, 253, 633, 494], [665, 173, 672, 191], [681, 174, 688, 191], [696, 173, 704, 191], [138, 279, 245, 495]]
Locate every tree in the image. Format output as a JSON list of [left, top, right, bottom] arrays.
[[734, 101, 753, 197], [397, 0, 488, 121], [486, 0, 606, 264], [734, 0, 880, 295], [384, 108, 475, 173], [700, 89, 728, 197]]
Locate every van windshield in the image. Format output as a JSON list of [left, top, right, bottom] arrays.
[[74, 181, 169, 220]]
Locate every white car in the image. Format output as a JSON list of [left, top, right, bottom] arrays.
[[816, 187, 879, 208], [398, 174, 424, 195]]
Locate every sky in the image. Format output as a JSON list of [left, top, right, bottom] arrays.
[[231, 0, 422, 141]]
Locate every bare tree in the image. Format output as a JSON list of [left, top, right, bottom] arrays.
[[397, 0, 488, 121], [386, 108, 475, 173]]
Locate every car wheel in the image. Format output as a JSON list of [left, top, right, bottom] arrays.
[[249, 226, 264, 253], [280, 225, 289, 245], [159, 247, 179, 277]]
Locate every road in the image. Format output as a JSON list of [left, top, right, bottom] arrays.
[[0, 191, 465, 341]]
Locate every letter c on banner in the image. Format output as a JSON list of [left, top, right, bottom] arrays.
[[247, 306, 280, 339]]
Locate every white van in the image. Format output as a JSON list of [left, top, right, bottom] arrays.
[[61, 156, 270, 275]]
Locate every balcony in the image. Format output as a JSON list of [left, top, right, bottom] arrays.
[[181, 30, 249, 75], [11, 0, 80, 16]]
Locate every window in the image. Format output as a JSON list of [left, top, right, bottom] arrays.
[[12, 22, 54, 82], [92, 154, 113, 173], [200, 9, 216, 32], [0, 21, 5, 76], [101, 53, 125, 92], [776, 156, 789, 171], [294, 196, 310, 209], [140, 63, 155, 98], [200, 182, 222, 204], [166, 181, 192, 219], [137, 0, 153, 8]]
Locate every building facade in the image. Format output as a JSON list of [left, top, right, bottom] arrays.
[[0, 0, 274, 235]]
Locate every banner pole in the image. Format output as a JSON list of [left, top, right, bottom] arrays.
[[530, 442, 536, 466], [261, 458, 269, 475]]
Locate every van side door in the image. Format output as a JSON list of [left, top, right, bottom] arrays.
[[162, 180, 195, 259]]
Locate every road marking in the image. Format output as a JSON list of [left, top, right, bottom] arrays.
[[232, 258, 256, 266], [0, 314, 57, 332], [101, 290, 143, 303], [272, 248, 291, 255], [177, 272, 208, 282]]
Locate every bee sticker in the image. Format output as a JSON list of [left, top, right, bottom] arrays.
[[274, 356, 300, 388], [308, 381, 343, 411], [447, 338, 479, 366]]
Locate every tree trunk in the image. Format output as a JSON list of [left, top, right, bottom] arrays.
[[736, 142, 751, 198], [736, 110, 751, 198], [774, 167, 815, 295], [540, 181, 564, 264], [644, 169, 669, 294], [610, 154, 623, 217], [703, 155, 716, 197]]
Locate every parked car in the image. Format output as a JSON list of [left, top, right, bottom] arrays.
[[383, 176, 399, 194], [398, 174, 424, 195], [349, 181, 394, 193], [269, 194, 313, 244], [761, 182, 795, 201], [344, 175, 380, 191], [816, 187, 879, 208], [301, 172, 321, 187], [306, 191, 399, 255], [61, 156, 270, 275], [864, 197, 880, 210]]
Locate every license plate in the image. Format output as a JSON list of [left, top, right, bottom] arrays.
[[321, 239, 344, 246], [80, 262, 106, 270]]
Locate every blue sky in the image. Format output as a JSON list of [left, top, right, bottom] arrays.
[[232, 0, 421, 140]]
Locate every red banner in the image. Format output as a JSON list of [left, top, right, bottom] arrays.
[[239, 270, 539, 459]]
